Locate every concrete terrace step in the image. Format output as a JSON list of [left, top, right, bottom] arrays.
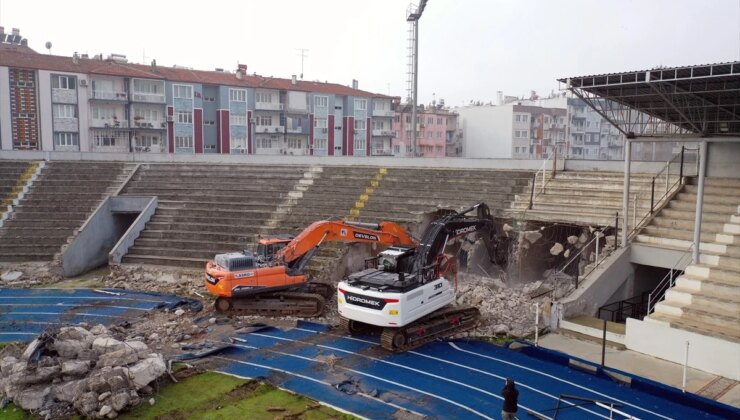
[[138, 230, 255, 243], [676, 192, 740, 205], [0, 227, 73, 238], [528, 193, 652, 208], [657, 208, 738, 223], [121, 254, 206, 268], [657, 304, 740, 336], [649, 217, 737, 234], [633, 235, 733, 255], [683, 184, 740, 197], [144, 221, 263, 235], [132, 238, 248, 252], [700, 178, 740, 188], [148, 214, 270, 225], [666, 200, 739, 214], [154, 200, 279, 212], [674, 277, 738, 299], [683, 264, 740, 284], [507, 208, 618, 226], [0, 252, 56, 262], [511, 201, 624, 216], [126, 177, 304, 188], [123, 189, 291, 199], [9, 211, 90, 221], [0, 244, 61, 254], [126, 246, 227, 260], [638, 227, 735, 244], [647, 312, 740, 343], [3, 218, 82, 229], [667, 286, 740, 315], [154, 208, 274, 219]]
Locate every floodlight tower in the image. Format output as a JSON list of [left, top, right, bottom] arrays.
[[407, 0, 427, 157]]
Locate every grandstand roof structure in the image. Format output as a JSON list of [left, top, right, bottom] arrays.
[[559, 61, 740, 139]]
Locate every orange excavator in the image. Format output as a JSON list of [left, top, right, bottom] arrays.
[[205, 219, 416, 317]]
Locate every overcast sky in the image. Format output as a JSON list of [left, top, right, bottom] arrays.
[[2, 0, 739, 105]]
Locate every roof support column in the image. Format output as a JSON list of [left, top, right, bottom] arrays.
[[692, 140, 708, 263], [621, 139, 631, 247]]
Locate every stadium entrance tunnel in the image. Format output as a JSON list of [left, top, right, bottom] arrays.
[[61, 196, 157, 277]]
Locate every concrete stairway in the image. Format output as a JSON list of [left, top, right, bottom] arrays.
[[0, 161, 34, 216], [509, 171, 659, 227], [0, 161, 130, 262], [120, 163, 310, 268], [639, 177, 740, 343]]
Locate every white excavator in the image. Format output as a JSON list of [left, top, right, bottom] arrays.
[[337, 202, 509, 352]]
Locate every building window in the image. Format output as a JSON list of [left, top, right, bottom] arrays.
[[515, 115, 521, 122], [314, 118, 327, 128], [231, 137, 247, 151], [229, 89, 246, 102], [288, 138, 302, 149], [230, 113, 247, 126], [54, 132, 78, 146], [204, 120, 215, 126], [52, 75, 75, 90], [176, 111, 193, 124], [353, 138, 366, 150], [314, 138, 327, 149], [134, 79, 161, 94], [258, 115, 273, 126], [394, 145, 400, 154], [427, 131, 433, 139], [372, 120, 383, 130], [135, 135, 160, 148], [134, 108, 160, 121], [94, 134, 118, 147], [354, 99, 367, 111], [522, 115, 528, 122], [259, 137, 275, 148], [175, 136, 193, 149], [427, 117, 433, 124], [173, 85, 193, 99], [257, 92, 273, 103], [374, 101, 387, 111], [53, 104, 77, 118], [354, 119, 366, 130], [92, 107, 116, 120], [437, 118, 442, 125], [437, 132, 443, 139], [314, 96, 328, 108]]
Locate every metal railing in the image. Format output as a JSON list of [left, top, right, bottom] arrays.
[[598, 292, 649, 323], [527, 151, 557, 209], [647, 244, 694, 316], [547, 223, 616, 289], [628, 146, 699, 238]]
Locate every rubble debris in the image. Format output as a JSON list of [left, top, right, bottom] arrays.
[[0, 271, 23, 282], [550, 243, 564, 256], [0, 325, 168, 418]]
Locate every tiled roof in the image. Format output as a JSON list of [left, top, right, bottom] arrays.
[[0, 49, 392, 98]]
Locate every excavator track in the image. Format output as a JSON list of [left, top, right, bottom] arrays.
[[305, 282, 334, 299], [214, 292, 326, 317], [380, 306, 480, 352]]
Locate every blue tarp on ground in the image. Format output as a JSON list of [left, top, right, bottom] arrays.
[[217, 321, 740, 420], [0, 288, 198, 340]]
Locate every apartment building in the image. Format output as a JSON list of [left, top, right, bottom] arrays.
[[0, 34, 395, 157], [392, 104, 459, 157]]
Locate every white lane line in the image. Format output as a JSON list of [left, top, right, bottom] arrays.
[[255, 331, 589, 418], [0, 312, 126, 319], [214, 353, 425, 417], [0, 295, 167, 303], [223, 341, 494, 419], [0, 332, 39, 336], [449, 343, 673, 420], [0, 304, 148, 311]]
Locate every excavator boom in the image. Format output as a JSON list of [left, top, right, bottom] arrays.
[[279, 219, 416, 264]]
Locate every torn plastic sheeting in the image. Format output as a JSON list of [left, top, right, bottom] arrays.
[[233, 324, 274, 335], [170, 344, 235, 361], [154, 298, 203, 313]]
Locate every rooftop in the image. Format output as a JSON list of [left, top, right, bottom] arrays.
[[0, 49, 394, 99]]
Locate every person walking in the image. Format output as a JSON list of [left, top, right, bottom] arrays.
[[501, 378, 519, 420]]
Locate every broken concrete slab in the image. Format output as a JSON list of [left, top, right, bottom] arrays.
[[523, 231, 543, 244], [93, 337, 125, 355], [550, 243, 564, 256], [97, 348, 139, 368], [15, 385, 51, 411], [52, 379, 86, 403], [126, 356, 166, 390], [0, 271, 23, 282], [61, 360, 90, 377], [52, 339, 88, 359]]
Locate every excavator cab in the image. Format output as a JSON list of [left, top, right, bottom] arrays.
[[254, 236, 292, 265]]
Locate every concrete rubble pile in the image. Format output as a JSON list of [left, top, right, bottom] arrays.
[[105, 265, 202, 298], [0, 325, 167, 418]]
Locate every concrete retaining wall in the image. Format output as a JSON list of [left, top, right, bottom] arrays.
[[62, 196, 155, 276], [707, 142, 740, 178], [557, 246, 635, 319], [0, 150, 563, 171], [109, 196, 158, 264], [564, 159, 666, 173], [626, 318, 740, 380]]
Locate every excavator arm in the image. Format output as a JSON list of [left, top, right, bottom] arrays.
[[278, 220, 417, 274]]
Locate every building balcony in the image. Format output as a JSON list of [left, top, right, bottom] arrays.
[[90, 90, 128, 101], [90, 118, 129, 129], [132, 119, 167, 130], [130, 92, 166, 103], [286, 126, 310, 134], [372, 129, 394, 137], [255, 102, 284, 111], [256, 125, 285, 133], [254, 147, 309, 156], [371, 148, 394, 156], [372, 109, 394, 117]]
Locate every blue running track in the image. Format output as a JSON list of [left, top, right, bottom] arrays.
[[0, 288, 194, 341], [216, 322, 739, 420]]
